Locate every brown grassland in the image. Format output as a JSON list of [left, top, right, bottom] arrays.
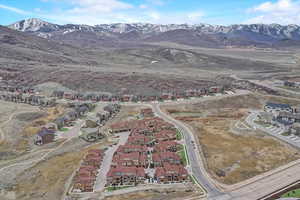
[[163, 94, 300, 184]]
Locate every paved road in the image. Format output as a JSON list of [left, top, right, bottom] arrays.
[[151, 104, 226, 199]]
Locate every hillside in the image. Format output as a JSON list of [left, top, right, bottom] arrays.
[[8, 18, 300, 48]]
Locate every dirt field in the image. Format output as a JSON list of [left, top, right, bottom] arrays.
[[0, 104, 66, 162], [104, 187, 197, 200], [14, 141, 110, 200], [163, 94, 300, 185], [0, 101, 42, 161]]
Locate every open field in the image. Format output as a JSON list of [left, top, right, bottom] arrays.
[[163, 94, 300, 185], [104, 187, 197, 200], [0, 104, 66, 162], [0, 101, 41, 161], [10, 140, 111, 200]]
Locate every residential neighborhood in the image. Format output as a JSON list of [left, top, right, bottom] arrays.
[[106, 112, 189, 187]]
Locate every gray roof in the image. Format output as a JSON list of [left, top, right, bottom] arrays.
[[266, 102, 292, 109], [37, 128, 55, 137]]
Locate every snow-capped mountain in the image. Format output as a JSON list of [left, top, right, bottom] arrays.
[[7, 18, 300, 48]]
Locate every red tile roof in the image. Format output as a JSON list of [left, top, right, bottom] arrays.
[[107, 167, 146, 177]]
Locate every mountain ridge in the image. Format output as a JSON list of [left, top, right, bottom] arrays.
[[7, 18, 300, 48]]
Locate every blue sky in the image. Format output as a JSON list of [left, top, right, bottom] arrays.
[[0, 0, 300, 25]]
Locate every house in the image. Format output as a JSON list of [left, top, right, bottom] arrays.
[[83, 155, 102, 168], [44, 122, 58, 131], [85, 116, 99, 128], [277, 112, 300, 123], [34, 128, 55, 145], [127, 135, 153, 146], [152, 152, 181, 167], [153, 141, 180, 153], [264, 102, 293, 113], [73, 175, 95, 192], [115, 144, 148, 155], [110, 121, 135, 133], [155, 130, 177, 142], [106, 167, 146, 186], [112, 152, 148, 168], [66, 111, 79, 121], [97, 111, 110, 124], [54, 117, 66, 130], [78, 165, 98, 176], [154, 163, 188, 183], [88, 149, 104, 157], [140, 108, 154, 118], [76, 105, 89, 116], [80, 127, 104, 143], [52, 90, 64, 98]]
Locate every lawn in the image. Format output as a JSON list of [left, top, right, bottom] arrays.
[[282, 189, 300, 198], [59, 127, 69, 132], [176, 130, 183, 140], [106, 185, 133, 192], [178, 145, 189, 166], [282, 132, 292, 136]]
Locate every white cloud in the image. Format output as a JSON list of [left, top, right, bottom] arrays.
[[68, 0, 133, 13], [0, 4, 30, 15], [0, 0, 205, 25], [246, 0, 300, 24], [188, 12, 204, 21], [145, 0, 166, 6], [139, 4, 148, 9]]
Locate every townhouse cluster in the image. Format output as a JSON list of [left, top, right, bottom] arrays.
[[72, 149, 105, 193], [0, 86, 56, 106], [34, 103, 95, 145], [80, 104, 121, 142], [51, 86, 224, 103], [106, 110, 189, 187]]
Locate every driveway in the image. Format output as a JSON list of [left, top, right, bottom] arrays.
[[94, 132, 130, 192]]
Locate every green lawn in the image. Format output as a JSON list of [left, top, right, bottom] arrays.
[[282, 189, 300, 198], [282, 132, 292, 136], [189, 175, 196, 184], [176, 130, 183, 140], [59, 127, 69, 132], [178, 145, 189, 166], [106, 185, 133, 192], [184, 145, 190, 165]]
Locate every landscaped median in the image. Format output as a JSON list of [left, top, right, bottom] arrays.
[[178, 144, 190, 166], [282, 188, 300, 198], [106, 185, 134, 192], [176, 129, 183, 140]]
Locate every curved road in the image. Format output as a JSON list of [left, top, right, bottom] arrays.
[[151, 104, 228, 199]]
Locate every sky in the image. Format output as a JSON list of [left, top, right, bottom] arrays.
[[0, 0, 300, 25]]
